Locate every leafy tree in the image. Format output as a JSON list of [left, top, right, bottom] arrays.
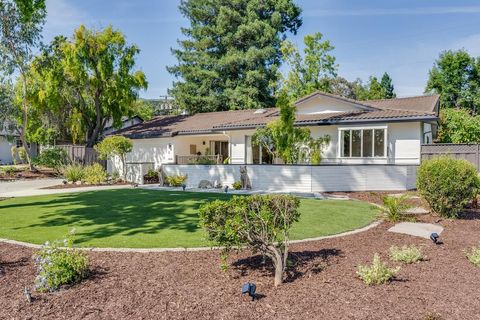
[[95, 135, 133, 179], [27, 25, 148, 147], [354, 74, 396, 100], [280, 32, 337, 99], [437, 108, 480, 143], [199, 194, 301, 286], [426, 50, 479, 113], [168, 0, 302, 113], [253, 94, 330, 164], [0, 0, 46, 169], [327, 76, 357, 99], [32, 147, 69, 174], [380, 72, 396, 98]]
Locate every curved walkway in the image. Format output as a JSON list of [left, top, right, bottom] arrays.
[[0, 220, 382, 253]]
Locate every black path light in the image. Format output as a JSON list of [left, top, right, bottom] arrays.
[[224, 185, 229, 193], [430, 232, 440, 244], [242, 282, 256, 301], [182, 184, 186, 191]]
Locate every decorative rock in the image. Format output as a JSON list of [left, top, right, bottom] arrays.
[[388, 222, 443, 239], [213, 180, 222, 189], [198, 180, 213, 189], [405, 207, 429, 215], [75, 181, 82, 185]]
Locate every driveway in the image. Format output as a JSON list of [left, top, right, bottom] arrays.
[[0, 179, 131, 197]]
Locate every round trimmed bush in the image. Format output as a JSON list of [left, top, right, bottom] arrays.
[[417, 157, 479, 218]]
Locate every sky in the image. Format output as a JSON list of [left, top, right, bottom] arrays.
[[42, 0, 480, 99]]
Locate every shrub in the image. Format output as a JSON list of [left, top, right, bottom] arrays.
[[389, 245, 423, 264], [380, 195, 411, 222], [145, 169, 158, 179], [232, 181, 242, 190], [356, 253, 400, 285], [17, 146, 27, 163], [111, 170, 120, 182], [1, 166, 18, 176], [33, 230, 88, 292], [199, 194, 301, 286], [165, 174, 187, 187], [417, 157, 479, 218], [63, 164, 85, 183], [95, 136, 133, 180], [83, 163, 108, 184], [466, 246, 480, 267], [32, 148, 69, 174], [10, 146, 17, 165]]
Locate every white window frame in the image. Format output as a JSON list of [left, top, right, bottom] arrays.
[[338, 126, 388, 159]]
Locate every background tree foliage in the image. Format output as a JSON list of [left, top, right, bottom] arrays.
[[0, 0, 46, 168], [168, 0, 302, 113], [437, 108, 480, 143], [27, 25, 148, 147], [279, 32, 337, 99], [426, 49, 480, 113]]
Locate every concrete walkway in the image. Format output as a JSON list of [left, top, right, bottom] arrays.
[[0, 179, 132, 198]]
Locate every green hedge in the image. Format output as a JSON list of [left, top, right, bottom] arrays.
[[417, 157, 479, 218]]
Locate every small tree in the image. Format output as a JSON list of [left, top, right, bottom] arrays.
[[199, 195, 301, 286], [95, 136, 133, 180]]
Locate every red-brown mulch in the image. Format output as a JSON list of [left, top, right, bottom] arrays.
[[328, 191, 429, 208], [41, 182, 131, 190], [1, 212, 480, 319], [0, 169, 57, 181]]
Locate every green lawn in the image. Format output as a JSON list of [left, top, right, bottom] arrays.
[[0, 189, 378, 248]]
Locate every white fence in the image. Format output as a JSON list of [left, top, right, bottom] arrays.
[[161, 164, 417, 192]]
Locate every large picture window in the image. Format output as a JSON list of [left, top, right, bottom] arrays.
[[340, 128, 386, 158]]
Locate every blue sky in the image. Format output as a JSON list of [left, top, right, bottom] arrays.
[[43, 0, 480, 99]]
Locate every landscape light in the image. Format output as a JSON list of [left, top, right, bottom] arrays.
[[430, 232, 439, 244], [24, 287, 31, 304], [182, 184, 186, 191], [224, 185, 229, 193], [241, 282, 256, 301]]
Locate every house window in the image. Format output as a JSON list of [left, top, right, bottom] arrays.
[[340, 128, 386, 158]]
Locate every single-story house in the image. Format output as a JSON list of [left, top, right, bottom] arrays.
[[0, 125, 19, 165], [110, 92, 440, 192]]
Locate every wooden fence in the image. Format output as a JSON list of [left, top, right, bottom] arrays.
[[421, 144, 480, 170], [55, 145, 106, 167]]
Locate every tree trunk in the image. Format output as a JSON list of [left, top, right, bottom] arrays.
[[20, 74, 33, 171], [268, 246, 285, 287]]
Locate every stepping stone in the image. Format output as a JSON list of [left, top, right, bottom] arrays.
[[405, 207, 429, 215], [388, 222, 443, 240]]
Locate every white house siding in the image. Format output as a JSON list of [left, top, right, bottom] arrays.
[[0, 136, 15, 164], [163, 164, 417, 192]]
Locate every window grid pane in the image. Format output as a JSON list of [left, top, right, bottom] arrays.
[[363, 129, 373, 157], [351, 130, 361, 157], [342, 130, 350, 157], [374, 129, 385, 157]]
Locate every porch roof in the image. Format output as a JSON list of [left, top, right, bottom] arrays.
[[114, 94, 439, 139]]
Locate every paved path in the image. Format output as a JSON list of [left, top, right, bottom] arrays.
[[0, 179, 132, 198]]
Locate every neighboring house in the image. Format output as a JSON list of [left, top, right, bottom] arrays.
[[110, 92, 439, 191], [0, 127, 19, 165], [102, 116, 144, 137]]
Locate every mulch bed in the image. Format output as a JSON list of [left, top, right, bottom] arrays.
[[1, 210, 480, 319], [41, 182, 131, 190], [0, 168, 57, 181], [328, 191, 429, 208]]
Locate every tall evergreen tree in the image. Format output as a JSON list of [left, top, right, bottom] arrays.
[[168, 0, 302, 113], [380, 72, 396, 98]]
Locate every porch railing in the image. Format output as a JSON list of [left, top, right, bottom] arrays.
[[176, 154, 223, 165]]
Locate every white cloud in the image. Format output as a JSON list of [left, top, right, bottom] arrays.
[[305, 6, 480, 17]]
